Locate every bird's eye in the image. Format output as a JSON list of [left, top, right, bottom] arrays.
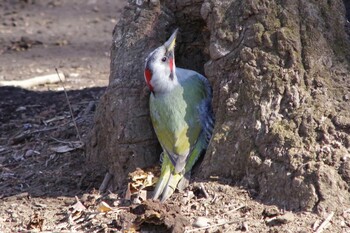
[[161, 57, 167, 62]]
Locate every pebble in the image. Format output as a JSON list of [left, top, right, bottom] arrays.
[[242, 221, 249, 231], [262, 206, 280, 217], [149, 0, 160, 6], [34, 202, 48, 208], [193, 216, 210, 228], [276, 212, 295, 223]]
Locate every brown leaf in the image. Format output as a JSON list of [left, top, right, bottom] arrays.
[[27, 212, 44, 231], [71, 196, 86, 212], [128, 167, 159, 194], [97, 201, 113, 213]]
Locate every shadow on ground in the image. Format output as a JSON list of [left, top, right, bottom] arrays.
[[0, 86, 107, 199]]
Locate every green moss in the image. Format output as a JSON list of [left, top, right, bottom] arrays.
[[252, 23, 265, 45], [263, 8, 282, 30], [213, 121, 235, 143], [280, 27, 298, 39], [332, 37, 350, 58], [270, 119, 302, 147]]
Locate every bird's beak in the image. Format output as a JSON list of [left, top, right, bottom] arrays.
[[164, 29, 178, 52]]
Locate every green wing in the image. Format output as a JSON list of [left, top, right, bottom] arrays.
[[150, 73, 208, 172]]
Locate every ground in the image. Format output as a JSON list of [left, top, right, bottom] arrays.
[[0, 0, 349, 232]]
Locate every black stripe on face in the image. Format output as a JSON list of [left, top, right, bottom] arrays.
[[145, 56, 154, 70], [166, 50, 174, 59]]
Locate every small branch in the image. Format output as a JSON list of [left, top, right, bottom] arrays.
[[185, 220, 238, 233], [265, 216, 277, 224], [343, 208, 350, 214], [55, 68, 82, 142], [50, 137, 83, 148], [82, 101, 95, 116], [227, 204, 245, 214], [241, 222, 249, 231], [99, 172, 113, 193], [43, 116, 66, 125], [10, 126, 59, 144], [0, 72, 65, 88], [199, 183, 209, 199], [50, 136, 75, 144], [315, 211, 334, 233]]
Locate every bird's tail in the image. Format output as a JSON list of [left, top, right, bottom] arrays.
[[154, 168, 190, 202], [153, 139, 207, 202], [160, 172, 183, 202], [152, 152, 185, 202]]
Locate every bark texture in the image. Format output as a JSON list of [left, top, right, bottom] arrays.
[[87, 0, 208, 191], [87, 0, 350, 211]]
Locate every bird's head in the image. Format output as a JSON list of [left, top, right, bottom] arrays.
[[144, 29, 178, 94]]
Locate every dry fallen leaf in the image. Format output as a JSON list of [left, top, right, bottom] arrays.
[[126, 167, 160, 202], [138, 190, 147, 201], [27, 212, 45, 231], [128, 167, 159, 194], [50, 142, 84, 153], [97, 201, 113, 213], [71, 196, 86, 212], [123, 225, 138, 233]]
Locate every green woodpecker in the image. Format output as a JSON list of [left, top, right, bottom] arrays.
[[144, 29, 214, 202]]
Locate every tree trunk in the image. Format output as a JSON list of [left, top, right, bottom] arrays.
[[87, 0, 350, 211]]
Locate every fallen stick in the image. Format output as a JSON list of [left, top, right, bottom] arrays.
[[99, 172, 113, 193], [55, 68, 82, 142], [199, 183, 209, 199], [315, 211, 334, 233], [10, 126, 59, 144], [227, 204, 245, 214], [0, 72, 65, 88], [82, 101, 96, 116], [185, 220, 239, 233]]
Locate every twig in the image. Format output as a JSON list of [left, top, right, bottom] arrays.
[[10, 126, 59, 144], [312, 220, 321, 231], [343, 208, 350, 213], [210, 193, 218, 204], [99, 172, 113, 193], [315, 211, 334, 233], [241, 222, 249, 231], [0, 72, 65, 88], [199, 183, 209, 199], [55, 68, 82, 142], [43, 115, 66, 125], [83, 101, 95, 116], [50, 137, 83, 146], [227, 204, 245, 214], [50, 137, 72, 144], [223, 224, 235, 233], [265, 216, 277, 223], [185, 220, 238, 233]]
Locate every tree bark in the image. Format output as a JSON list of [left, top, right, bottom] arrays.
[[86, 0, 208, 191], [87, 0, 350, 211]]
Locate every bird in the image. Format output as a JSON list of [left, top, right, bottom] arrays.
[[144, 29, 214, 202]]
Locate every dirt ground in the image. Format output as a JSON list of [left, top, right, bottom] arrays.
[[0, 0, 350, 232]]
